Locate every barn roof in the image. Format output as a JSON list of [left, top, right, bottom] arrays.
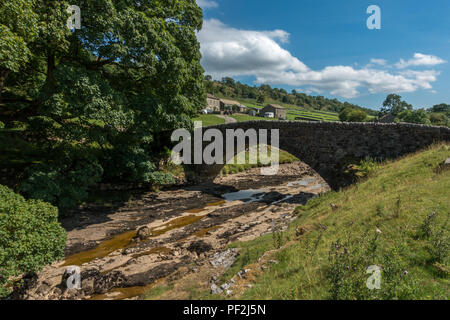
[[266, 104, 285, 109], [220, 98, 240, 105], [207, 93, 219, 100]]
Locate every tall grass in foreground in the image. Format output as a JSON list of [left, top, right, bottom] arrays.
[[223, 144, 450, 300]]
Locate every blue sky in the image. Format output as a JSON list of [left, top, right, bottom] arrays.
[[197, 0, 449, 110]]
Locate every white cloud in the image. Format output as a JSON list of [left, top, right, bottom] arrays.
[[197, 0, 218, 9], [395, 53, 446, 69], [198, 20, 444, 98], [367, 58, 387, 67], [198, 19, 307, 77]]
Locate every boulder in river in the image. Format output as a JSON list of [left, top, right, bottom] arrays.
[[187, 240, 213, 255], [136, 226, 151, 240]]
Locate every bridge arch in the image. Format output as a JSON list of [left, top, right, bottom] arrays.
[[184, 121, 450, 189]]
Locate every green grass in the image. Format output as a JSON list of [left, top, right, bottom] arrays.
[[231, 111, 339, 123], [193, 114, 226, 127], [215, 144, 450, 300], [143, 284, 174, 300], [231, 114, 278, 122], [196, 95, 340, 123], [222, 146, 299, 175], [213, 96, 340, 122], [286, 110, 339, 122]]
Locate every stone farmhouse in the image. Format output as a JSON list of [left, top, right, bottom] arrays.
[[259, 104, 287, 119], [206, 94, 221, 113]]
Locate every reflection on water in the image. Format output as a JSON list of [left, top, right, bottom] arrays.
[[149, 214, 206, 237], [63, 214, 208, 267], [222, 189, 265, 203], [287, 177, 315, 187], [90, 282, 158, 300], [62, 230, 137, 267]]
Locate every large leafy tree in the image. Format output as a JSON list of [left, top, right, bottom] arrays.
[[0, 0, 39, 92], [0, 0, 205, 208], [381, 94, 412, 116]]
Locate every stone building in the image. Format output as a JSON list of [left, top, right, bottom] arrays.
[[259, 104, 286, 119], [206, 94, 220, 112], [377, 114, 396, 123], [234, 104, 248, 113], [219, 98, 240, 112]]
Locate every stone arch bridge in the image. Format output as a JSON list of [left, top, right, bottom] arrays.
[[184, 121, 450, 189]]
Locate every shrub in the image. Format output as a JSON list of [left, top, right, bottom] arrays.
[[427, 228, 449, 264], [19, 159, 103, 210], [327, 235, 418, 300], [339, 107, 367, 122], [0, 185, 66, 298], [397, 109, 431, 125], [103, 145, 174, 185], [417, 212, 437, 239]]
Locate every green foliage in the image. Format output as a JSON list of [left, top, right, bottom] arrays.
[[379, 94, 449, 126], [430, 103, 450, 115], [103, 145, 174, 185], [417, 212, 438, 239], [398, 109, 431, 125], [19, 148, 103, 210], [381, 94, 413, 116], [339, 107, 367, 122], [427, 227, 449, 264], [0, 0, 39, 73], [205, 77, 377, 116], [357, 158, 378, 177], [215, 144, 450, 300], [327, 237, 418, 300], [272, 226, 285, 249], [0, 185, 66, 298], [1, 0, 206, 208], [429, 112, 449, 127], [417, 212, 449, 264]]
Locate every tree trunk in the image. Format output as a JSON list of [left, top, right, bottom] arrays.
[[0, 68, 10, 96], [46, 52, 55, 82]]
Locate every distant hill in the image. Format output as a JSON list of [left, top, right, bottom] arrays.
[[205, 76, 379, 117]]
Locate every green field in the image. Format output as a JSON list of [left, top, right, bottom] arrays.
[[231, 114, 277, 122], [194, 96, 341, 124], [234, 98, 340, 122], [193, 114, 225, 126]]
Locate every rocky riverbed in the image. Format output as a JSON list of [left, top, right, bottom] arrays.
[[13, 162, 329, 300]]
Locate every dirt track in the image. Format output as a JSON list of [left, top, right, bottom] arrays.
[[15, 162, 329, 300]]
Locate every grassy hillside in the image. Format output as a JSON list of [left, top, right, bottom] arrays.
[[235, 98, 340, 122], [205, 78, 378, 116], [217, 144, 450, 300], [193, 114, 225, 126]]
